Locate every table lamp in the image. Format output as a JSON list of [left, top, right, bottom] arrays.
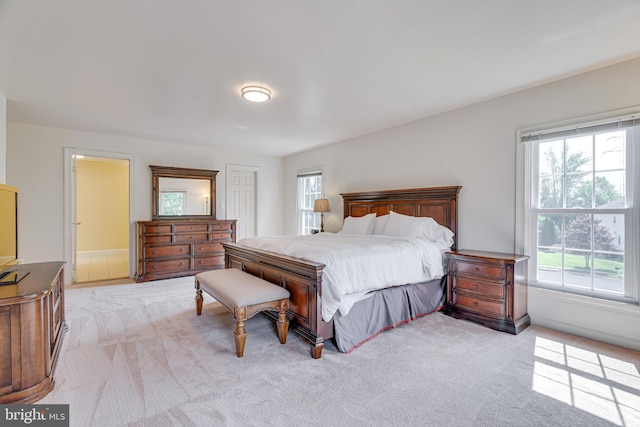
[[313, 198, 330, 232]]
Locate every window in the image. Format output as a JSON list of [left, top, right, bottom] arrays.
[[297, 169, 322, 235], [160, 191, 186, 216], [519, 112, 639, 303]]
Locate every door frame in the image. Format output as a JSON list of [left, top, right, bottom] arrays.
[[225, 164, 259, 238], [63, 147, 135, 285]]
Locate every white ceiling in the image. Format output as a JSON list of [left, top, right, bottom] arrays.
[[1, 1, 640, 157]]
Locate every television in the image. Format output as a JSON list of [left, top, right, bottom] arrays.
[[0, 183, 28, 284]]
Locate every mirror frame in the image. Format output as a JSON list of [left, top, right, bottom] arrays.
[[150, 165, 218, 220]]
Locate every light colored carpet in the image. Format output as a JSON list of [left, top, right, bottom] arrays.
[[41, 277, 640, 427]]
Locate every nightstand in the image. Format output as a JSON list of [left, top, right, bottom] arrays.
[[443, 250, 530, 334]]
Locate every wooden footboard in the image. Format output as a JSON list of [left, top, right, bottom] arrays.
[[222, 242, 331, 359]]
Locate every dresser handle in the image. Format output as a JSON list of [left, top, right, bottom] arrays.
[[179, 248, 184, 252], [153, 265, 157, 269], [180, 262, 185, 266], [152, 250, 157, 254], [474, 302, 479, 307], [473, 284, 479, 289], [474, 267, 479, 272]]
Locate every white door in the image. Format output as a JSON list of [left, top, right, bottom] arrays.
[[227, 166, 258, 241], [71, 155, 79, 282]]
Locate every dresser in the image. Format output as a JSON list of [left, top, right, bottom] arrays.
[[136, 219, 236, 282], [0, 262, 66, 403], [444, 250, 530, 334]]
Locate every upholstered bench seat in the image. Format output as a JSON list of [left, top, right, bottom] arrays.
[[195, 268, 290, 357]]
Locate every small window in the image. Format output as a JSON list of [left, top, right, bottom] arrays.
[[297, 169, 322, 235], [160, 191, 186, 216]]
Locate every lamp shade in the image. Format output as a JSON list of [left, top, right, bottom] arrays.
[[313, 198, 330, 213]]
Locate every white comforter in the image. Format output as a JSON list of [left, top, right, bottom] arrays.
[[237, 233, 448, 321]]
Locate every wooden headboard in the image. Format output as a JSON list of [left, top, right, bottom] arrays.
[[341, 186, 462, 250]]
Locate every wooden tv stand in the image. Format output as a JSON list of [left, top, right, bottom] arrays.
[[0, 262, 66, 403]]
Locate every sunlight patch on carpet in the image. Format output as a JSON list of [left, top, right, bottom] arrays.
[[532, 336, 640, 426]]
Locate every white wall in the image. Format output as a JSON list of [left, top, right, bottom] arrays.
[[6, 123, 283, 283], [0, 91, 6, 183], [284, 57, 640, 351]]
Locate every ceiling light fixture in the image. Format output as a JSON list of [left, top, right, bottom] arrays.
[[241, 85, 271, 103]]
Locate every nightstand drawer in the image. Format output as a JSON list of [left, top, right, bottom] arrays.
[[453, 276, 505, 299], [454, 260, 505, 279], [453, 293, 505, 318]]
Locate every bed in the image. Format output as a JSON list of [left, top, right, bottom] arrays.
[[222, 186, 461, 358]]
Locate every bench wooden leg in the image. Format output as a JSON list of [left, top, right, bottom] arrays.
[[234, 306, 248, 357], [234, 320, 247, 357], [195, 288, 203, 315], [276, 298, 289, 345]]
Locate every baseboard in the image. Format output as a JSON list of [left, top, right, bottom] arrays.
[[77, 249, 129, 256]]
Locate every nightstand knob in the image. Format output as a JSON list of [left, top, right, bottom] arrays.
[[474, 267, 479, 272], [474, 302, 479, 307], [473, 284, 479, 289]]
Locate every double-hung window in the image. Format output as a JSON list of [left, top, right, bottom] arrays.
[[297, 169, 323, 235], [519, 112, 639, 303]]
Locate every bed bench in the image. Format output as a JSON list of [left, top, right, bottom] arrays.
[[195, 268, 290, 357]]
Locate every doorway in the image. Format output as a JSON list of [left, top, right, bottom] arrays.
[[63, 148, 134, 285], [226, 165, 258, 241]]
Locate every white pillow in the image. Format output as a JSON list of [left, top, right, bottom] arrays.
[[382, 211, 453, 245], [372, 214, 389, 234], [434, 224, 455, 247], [338, 213, 377, 234]]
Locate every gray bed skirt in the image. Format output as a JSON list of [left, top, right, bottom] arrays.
[[332, 275, 446, 353]]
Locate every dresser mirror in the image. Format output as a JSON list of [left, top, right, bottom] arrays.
[[150, 165, 218, 220]]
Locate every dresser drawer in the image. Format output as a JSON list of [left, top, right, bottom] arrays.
[[453, 276, 505, 299], [211, 232, 232, 240], [145, 235, 172, 244], [144, 225, 172, 234], [194, 242, 224, 254], [455, 260, 505, 279], [145, 244, 189, 258], [144, 259, 190, 273], [175, 224, 209, 233], [193, 255, 225, 268], [175, 233, 208, 242], [211, 222, 233, 231], [136, 219, 236, 282], [453, 293, 505, 318]]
